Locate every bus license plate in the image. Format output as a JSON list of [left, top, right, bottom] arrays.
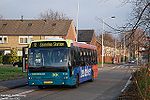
[[44, 81, 53, 84]]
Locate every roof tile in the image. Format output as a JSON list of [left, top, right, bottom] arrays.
[[0, 19, 72, 36]]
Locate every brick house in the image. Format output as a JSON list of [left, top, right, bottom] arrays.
[[78, 30, 102, 63], [0, 19, 76, 56]]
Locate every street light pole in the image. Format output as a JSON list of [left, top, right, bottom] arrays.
[[111, 16, 116, 63], [124, 34, 126, 63], [101, 16, 116, 67], [76, 0, 79, 42], [114, 37, 116, 63], [102, 20, 104, 67]]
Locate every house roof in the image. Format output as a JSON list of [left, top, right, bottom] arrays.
[[78, 30, 95, 42], [0, 19, 72, 36]]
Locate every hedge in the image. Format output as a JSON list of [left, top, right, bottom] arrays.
[[2, 55, 21, 64]]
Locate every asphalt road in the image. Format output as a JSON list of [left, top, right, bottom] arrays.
[[0, 64, 138, 100]]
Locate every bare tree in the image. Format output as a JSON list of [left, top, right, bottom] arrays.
[[97, 32, 116, 47], [39, 9, 69, 20], [118, 0, 150, 60]]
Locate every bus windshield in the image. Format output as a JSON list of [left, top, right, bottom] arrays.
[[28, 47, 69, 67]]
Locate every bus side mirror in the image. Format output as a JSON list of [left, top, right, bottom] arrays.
[[22, 47, 28, 72], [68, 61, 71, 67]]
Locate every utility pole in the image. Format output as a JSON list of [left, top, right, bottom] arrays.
[[76, 0, 79, 42], [124, 33, 126, 63], [102, 20, 104, 67], [96, 16, 116, 67]]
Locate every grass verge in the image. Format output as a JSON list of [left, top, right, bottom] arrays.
[[133, 66, 150, 99], [0, 66, 27, 81], [118, 64, 150, 99]]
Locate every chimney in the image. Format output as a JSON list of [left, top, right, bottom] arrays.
[[21, 15, 23, 21]]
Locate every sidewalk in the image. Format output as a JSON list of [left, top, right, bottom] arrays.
[[0, 78, 27, 92]]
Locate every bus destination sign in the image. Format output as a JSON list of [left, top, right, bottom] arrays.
[[31, 41, 67, 48]]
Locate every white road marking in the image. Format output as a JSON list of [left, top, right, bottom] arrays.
[[16, 89, 35, 95], [130, 66, 133, 68], [121, 76, 132, 92], [98, 68, 102, 71], [0, 90, 35, 100], [116, 66, 121, 69]]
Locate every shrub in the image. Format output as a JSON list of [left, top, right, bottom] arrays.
[[2, 48, 20, 64], [10, 48, 18, 64], [0, 55, 2, 64], [133, 66, 150, 99], [3, 54, 11, 64]]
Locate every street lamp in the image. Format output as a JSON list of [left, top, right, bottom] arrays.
[[111, 17, 116, 64], [76, 0, 79, 42], [101, 16, 115, 67], [123, 33, 126, 63], [102, 19, 104, 67]]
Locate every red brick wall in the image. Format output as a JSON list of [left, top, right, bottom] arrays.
[[65, 21, 76, 41], [104, 56, 113, 63], [96, 41, 102, 63]]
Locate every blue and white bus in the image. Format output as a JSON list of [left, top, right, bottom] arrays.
[[22, 39, 98, 88]]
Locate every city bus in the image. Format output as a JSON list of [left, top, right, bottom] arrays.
[[22, 39, 98, 88]]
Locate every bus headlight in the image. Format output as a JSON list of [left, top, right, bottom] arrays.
[[63, 73, 68, 75], [64, 77, 68, 79]]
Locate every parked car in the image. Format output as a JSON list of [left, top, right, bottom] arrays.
[[13, 61, 22, 67], [128, 60, 136, 64]]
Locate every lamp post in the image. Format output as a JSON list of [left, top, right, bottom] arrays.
[[123, 33, 126, 63], [111, 16, 116, 64], [101, 16, 115, 67], [102, 20, 104, 67], [76, 0, 79, 42]]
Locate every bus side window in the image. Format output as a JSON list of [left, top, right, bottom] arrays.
[[71, 47, 78, 67], [95, 50, 98, 64], [71, 48, 74, 66], [76, 47, 80, 66], [89, 50, 92, 65], [87, 50, 90, 65], [84, 49, 88, 65], [92, 50, 94, 64]]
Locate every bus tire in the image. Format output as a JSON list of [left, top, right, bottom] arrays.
[[89, 71, 94, 82], [73, 75, 79, 88]]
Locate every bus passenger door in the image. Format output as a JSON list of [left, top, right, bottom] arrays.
[[22, 47, 28, 72]]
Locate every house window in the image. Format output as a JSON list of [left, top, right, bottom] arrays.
[[19, 36, 33, 44], [0, 36, 8, 44], [0, 37, 2, 43], [4, 50, 11, 55], [4, 37, 7, 43]]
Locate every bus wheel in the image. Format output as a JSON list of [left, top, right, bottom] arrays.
[[89, 71, 94, 82], [73, 75, 79, 88]]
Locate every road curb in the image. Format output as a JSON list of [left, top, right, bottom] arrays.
[[121, 75, 132, 93]]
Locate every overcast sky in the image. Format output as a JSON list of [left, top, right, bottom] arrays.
[[0, 0, 132, 34]]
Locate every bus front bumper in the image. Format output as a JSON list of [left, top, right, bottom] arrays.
[[28, 78, 76, 86]]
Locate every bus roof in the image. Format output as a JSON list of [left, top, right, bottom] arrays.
[[73, 41, 97, 50]]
